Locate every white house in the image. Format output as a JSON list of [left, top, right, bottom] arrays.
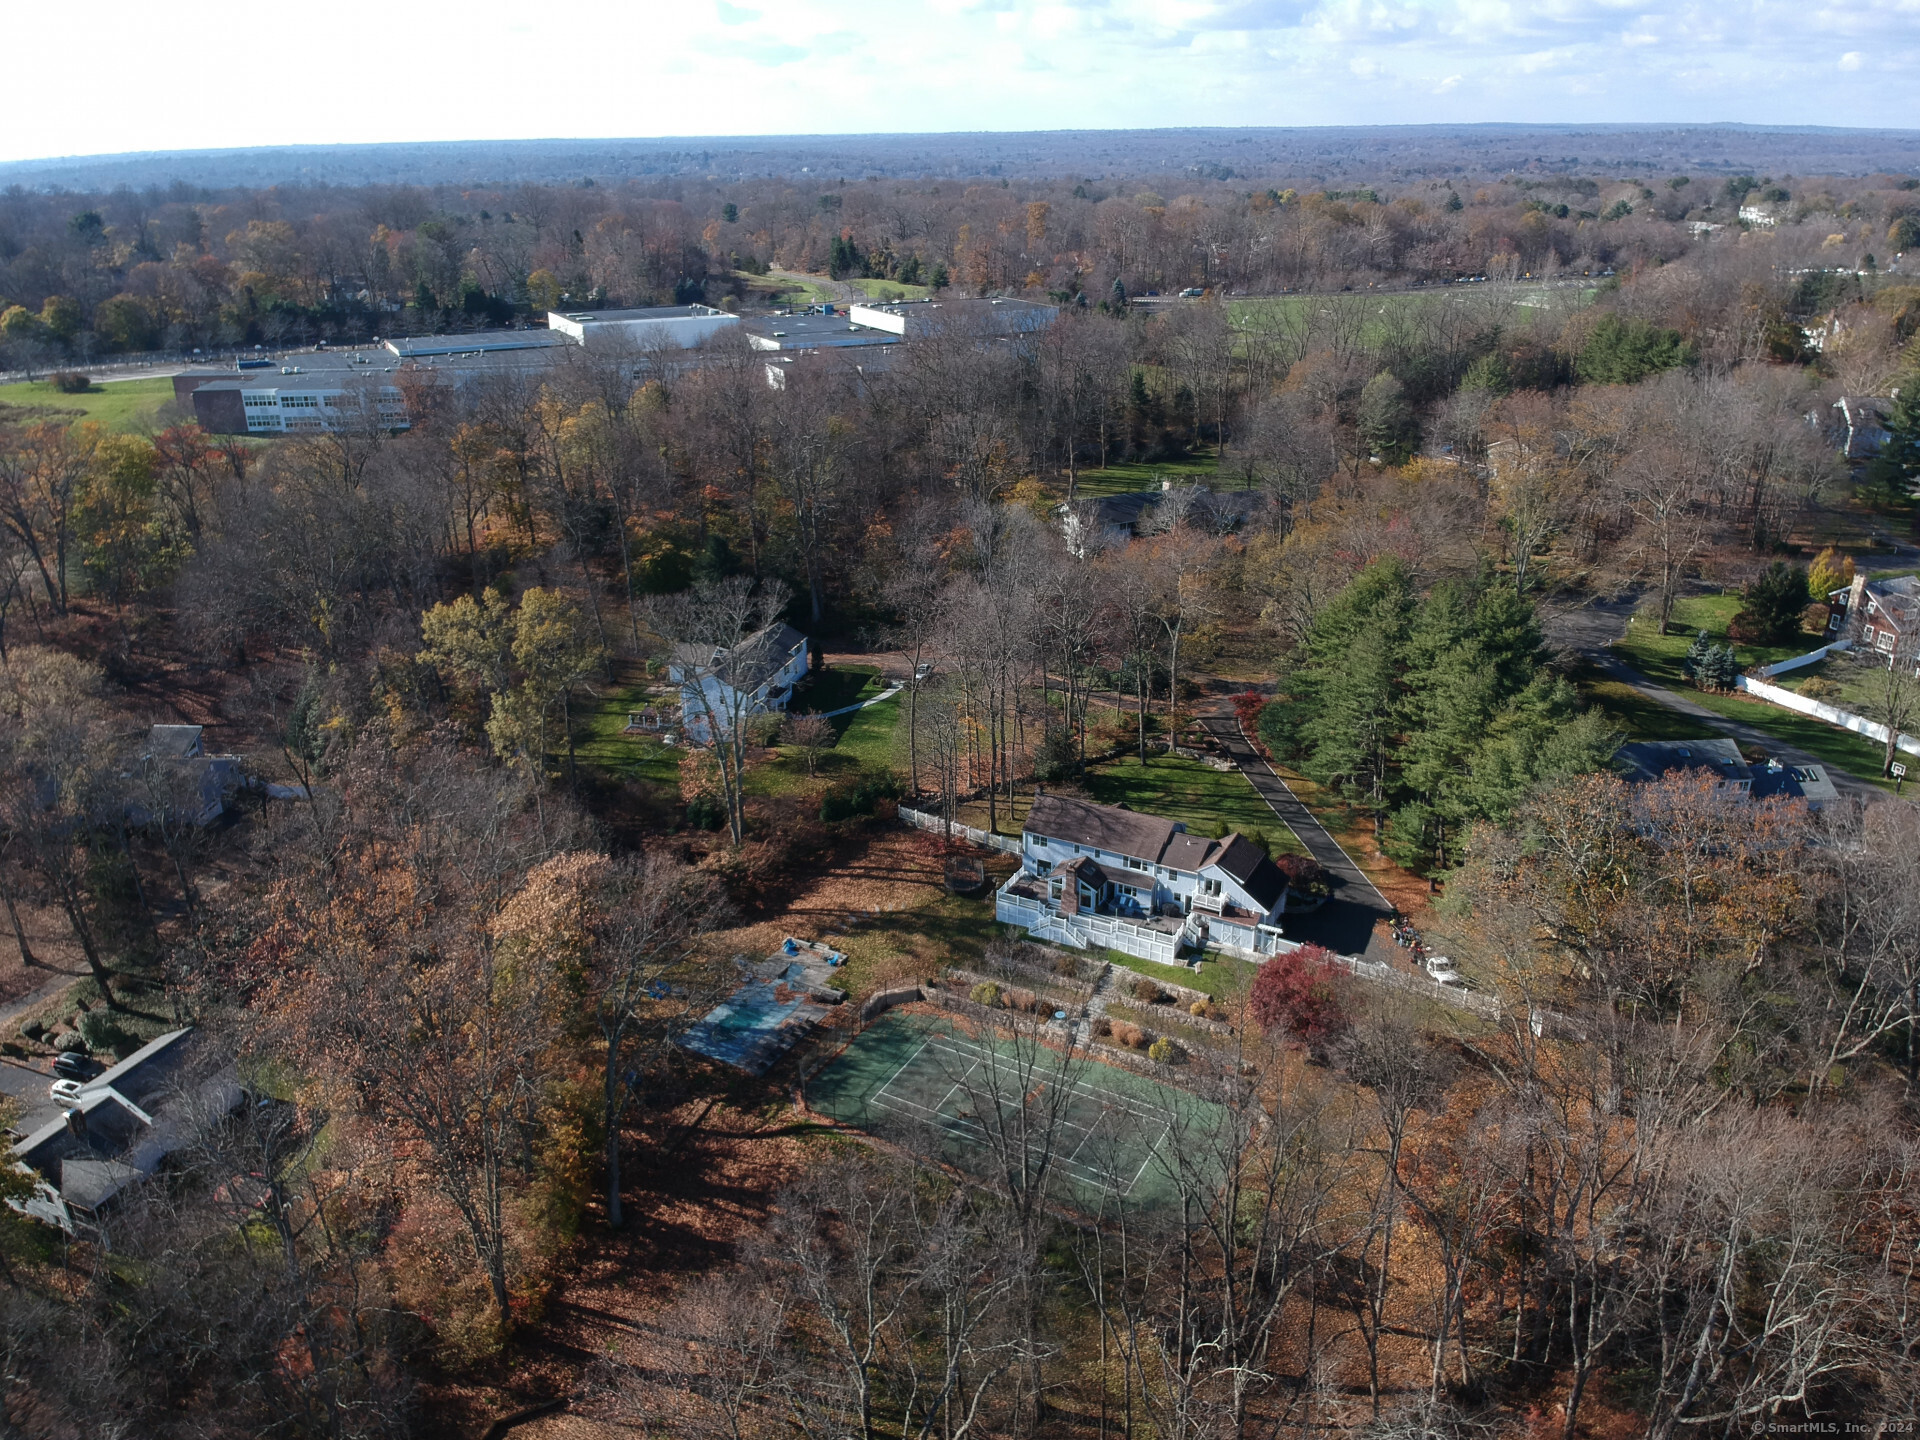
[[1833, 395, 1893, 461], [996, 794, 1291, 964], [671, 623, 811, 743]]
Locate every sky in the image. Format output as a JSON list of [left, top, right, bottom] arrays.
[[3, 0, 1916, 164]]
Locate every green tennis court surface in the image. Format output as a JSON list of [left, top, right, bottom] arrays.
[[810, 1011, 1227, 1209]]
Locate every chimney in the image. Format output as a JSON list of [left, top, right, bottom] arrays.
[[1843, 572, 1869, 641], [64, 1107, 86, 1138]]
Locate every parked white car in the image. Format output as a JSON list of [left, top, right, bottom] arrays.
[[49, 1078, 87, 1105]]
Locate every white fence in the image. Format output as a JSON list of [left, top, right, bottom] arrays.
[[899, 805, 1022, 855], [1736, 674, 1920, 758], [995, 881, 1187, 964], [1755, 637, 1850, 678]]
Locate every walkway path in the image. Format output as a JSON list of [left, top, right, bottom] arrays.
[[1197, 713, 1396, 955], [1075, 961, 1117, 1049], [819, 683, 902, 719]]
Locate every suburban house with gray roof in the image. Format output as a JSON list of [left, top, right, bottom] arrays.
[[996, 793, 1291, 963], [7, 1028, 242, 1236], [671, 622, 811, 743], [1614, 738, 1839, 807]]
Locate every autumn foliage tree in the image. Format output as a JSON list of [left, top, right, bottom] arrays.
[[267, 821, 594, 1355], [1246, 942, 1348, 1044]]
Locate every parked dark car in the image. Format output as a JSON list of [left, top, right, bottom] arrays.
[[50, 1052, 95, 1081]]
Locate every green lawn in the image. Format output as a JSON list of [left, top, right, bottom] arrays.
[[833, 695, 903, 769], [575, 681, 683, 793], [0, 376, 177, 432], [759, 271, 838, 306], [1567, 662, 1719, 742], [1105, 947, 1256, 1001], [846, 277, 933, 302], [828, 895, 1020, 997], [792, 664, 884, 720], [1084, 754, 1310, 858], [1610, 595, 1900, 789], [1061, 450, 1224, 499], [1613, 594, 1820, 688], [1773, 653, 1901, 715]]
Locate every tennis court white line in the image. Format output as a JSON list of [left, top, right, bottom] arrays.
[[868, 1034, 937, 1112], [865, 1035, 1176, 1195]]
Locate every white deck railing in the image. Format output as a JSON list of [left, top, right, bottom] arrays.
[[995, 874, 1186, 964]]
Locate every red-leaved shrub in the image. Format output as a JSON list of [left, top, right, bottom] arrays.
[[1246, 944, 1348, 1045], [1231, 690, 1266, 732]]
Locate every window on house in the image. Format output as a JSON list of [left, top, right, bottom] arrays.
[[1126, 856, 1147, 871]]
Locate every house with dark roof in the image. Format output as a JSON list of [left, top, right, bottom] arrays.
[[135, 724, 244, 825], [670, 622, 810, 743], [7, 1028, 242, 1235], [1834, 395, 1893, 462], [1614, 738, 1839, 807], [996, 793, 1291, 963], [1055, 482, 1257, 556], [1827, 573, 1920, 671]]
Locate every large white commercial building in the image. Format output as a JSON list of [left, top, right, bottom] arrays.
[[847, 296, 1058, 339], [544, 304, 740, 351]]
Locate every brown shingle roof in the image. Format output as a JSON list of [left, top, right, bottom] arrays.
[[1027, 794, 1184, 866], [1160, 832, 1217, 873]]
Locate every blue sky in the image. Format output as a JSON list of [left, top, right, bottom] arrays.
[[3, 0, 1914, 163]]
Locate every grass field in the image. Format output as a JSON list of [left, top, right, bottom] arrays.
[[1774, 653, 1897, 714], [846, 277, 933, 302], [1226, 285, 1597, 344], [833, 695, 902, 770], [1613, 595, 1820, 688], [824, 886, 1019, 999], [1059, 450, 1222, 499], [1085, 754, 1310, 858], [809, 1010, 1226, 1209], [1609, 595, 1901, 788], [1106, 947, 1256, 1001], [1568, 663, 1720, 742], [576, 680, 684, 794], [0, 376, 177, 432], [744, 669, 902, 800], [755, 271, 837, 306]]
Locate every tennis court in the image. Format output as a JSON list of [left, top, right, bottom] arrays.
[[810, 1011, 1226, 1209]]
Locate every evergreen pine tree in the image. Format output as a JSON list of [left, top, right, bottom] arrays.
[[1866, 385, 1920, 502], [1684, 629, 1712, 681]]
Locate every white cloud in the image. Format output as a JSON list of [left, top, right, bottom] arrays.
[[0, 0, 1917, 163]]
